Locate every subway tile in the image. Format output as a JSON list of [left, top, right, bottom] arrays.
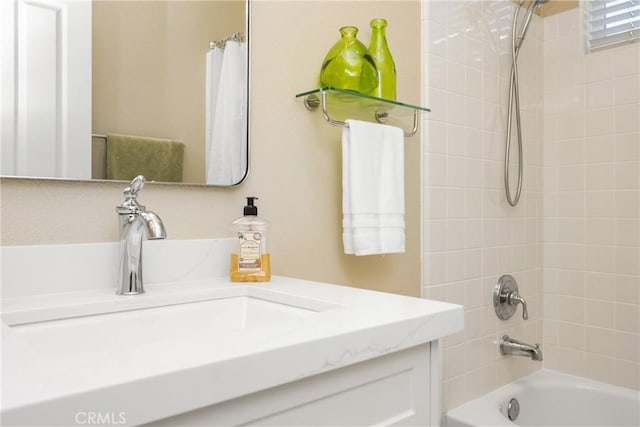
[[448, 156, 468, 187], [558, 111, 585, 139], [448, 188, 467, 218], [558, 269, 585, 297], [558, 165, 584, 191], [586, 191, 614, 218], [585, 108, 614, 137], [614, 161, 640, 190], [614, 303, 640, 333], [614, 331, 640, 362], [584, 353, 615, 384], [428, 53, 448, 90], [585, 218, 613, 246], [447, 124, 467, 156], [614, 218, 640, 247], [585, 272, 615, 300], [585, 299, 614, 328], [444, 343, 467, 379], [614, 44, 640, 77], [614, 247, 640, 276], [615, 104, 640, 134], [585, 326, 614, 356], [424, 220, 447, 252], [615, 133, 640, 162], [585, 48, 614, 82], [557, 347, 585, 377], [424, 187, 448, 219], [615, 74, 640, 106], [614, 275, 640, 305], [615, 190, 639, 218], [425, 153, 448, 187], [614, 360, 640, 390], [557, 295, 585, 323], [447, 250, 467, 282], [466, 249, 482, 279], [448, 61, 467, 95], [426, 87, 447, 122], [447, 220, 466, 250], [585, 135, 614, 163], [558, 218, 584, 244], [585, 163, 614, 191], [585, 245, 615, 274], [586, 79, 614, 110], [558, 321, 585, 350], [466, 97, 483, 130], [426, 120, 448, 154], [424, 252, 448, 285], [465, 308, 483, 341]]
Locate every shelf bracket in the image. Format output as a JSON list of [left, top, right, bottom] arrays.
[[303, 90, 419, 137]]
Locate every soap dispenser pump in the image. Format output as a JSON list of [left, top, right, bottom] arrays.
[[230, 197, 271, 282]]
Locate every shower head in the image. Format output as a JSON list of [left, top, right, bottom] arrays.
[[514, 0, 546, 51]]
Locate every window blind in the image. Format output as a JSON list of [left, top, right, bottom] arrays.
[[586, 0, 640, 51]]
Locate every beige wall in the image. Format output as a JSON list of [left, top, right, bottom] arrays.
[[92, 0, 245, 183], [1, 1, 422, 297]]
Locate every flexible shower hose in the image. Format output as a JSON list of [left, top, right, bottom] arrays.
[[504, 0, 537, 207]]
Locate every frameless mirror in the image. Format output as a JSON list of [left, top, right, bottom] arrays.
[[1, 0, 249, 186]]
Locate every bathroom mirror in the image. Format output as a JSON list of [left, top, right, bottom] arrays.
[[1, 0, 249, 186]]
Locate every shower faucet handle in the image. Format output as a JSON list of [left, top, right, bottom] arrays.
[[506, 290, 528, 320], [494, 274, 529, 320]]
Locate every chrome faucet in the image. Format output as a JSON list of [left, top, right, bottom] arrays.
[[116, 175, 166, 295], [500, 335, 543, 361], [494, 274, 528, 320]]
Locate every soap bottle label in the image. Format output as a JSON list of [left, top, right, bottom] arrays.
[[237, 231, 262, 271]]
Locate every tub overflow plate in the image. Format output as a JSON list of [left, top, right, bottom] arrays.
[[507, 397, 520, 421]]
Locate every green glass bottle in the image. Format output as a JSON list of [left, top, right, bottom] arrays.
[[320, 26, 379, 94], [368, 18, 396, 101]]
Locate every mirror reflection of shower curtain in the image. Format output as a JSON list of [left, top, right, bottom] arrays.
[[205, 41, 247, 185]]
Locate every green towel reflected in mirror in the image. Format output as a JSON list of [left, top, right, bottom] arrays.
[[106, 133, 185, 182]]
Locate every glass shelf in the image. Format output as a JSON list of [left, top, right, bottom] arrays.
[[295, 87, 429, 137]]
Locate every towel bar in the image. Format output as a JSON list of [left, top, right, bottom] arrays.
[[297, 87, 428, 138], [92, 133, 107, 140]]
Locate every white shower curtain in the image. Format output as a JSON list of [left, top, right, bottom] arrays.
[[205, 41, 247, 185]]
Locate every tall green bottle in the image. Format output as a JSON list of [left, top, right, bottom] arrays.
[[368, 18, 396, 101]]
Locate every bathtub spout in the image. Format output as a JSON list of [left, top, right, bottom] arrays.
[[500, 335, 543, 361]]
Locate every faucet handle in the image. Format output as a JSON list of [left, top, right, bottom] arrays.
[[125, 175, 146, 198], [494, 274, 529, 321], [117, 175, 146, 214], [508, 292, 528, 320]]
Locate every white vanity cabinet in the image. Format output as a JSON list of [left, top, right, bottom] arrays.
[[151, 343, 440, 426], [1, 240, 462, 426]]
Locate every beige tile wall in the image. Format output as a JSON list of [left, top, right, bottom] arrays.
[[423, 1, 639, 412], [542, 7, 640, 391], [422, 0, 544, 411]]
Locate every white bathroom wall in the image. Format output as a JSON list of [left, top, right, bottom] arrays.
[[422, 0, 544, 411], [541, 7, 640, 390]]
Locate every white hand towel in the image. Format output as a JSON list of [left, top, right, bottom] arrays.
[[342, 119, 405, 256]]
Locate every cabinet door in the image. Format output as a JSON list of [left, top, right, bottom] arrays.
[[150, 344, 433, 426], [1, 0, 91, 179]]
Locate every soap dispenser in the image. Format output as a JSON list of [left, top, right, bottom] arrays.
[[230, 197, 271, 282]]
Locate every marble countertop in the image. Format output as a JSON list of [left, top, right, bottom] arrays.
[[1, 276, 463, 425]]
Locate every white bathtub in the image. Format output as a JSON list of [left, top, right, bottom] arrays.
[[445, 369, 640, 427]]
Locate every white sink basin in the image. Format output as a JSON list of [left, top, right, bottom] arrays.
[[9, 295, 319, 356], [3, 285, 337, 359]]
